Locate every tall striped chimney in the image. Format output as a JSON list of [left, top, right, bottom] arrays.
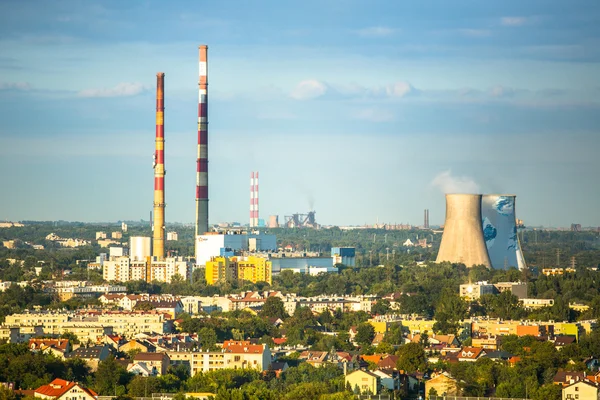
[[195, 45, 209, 237], [249, 172, 259, 227], [153, 73, 166, 259], [255, 171, 259, 227], [250, 172, 255, 227]]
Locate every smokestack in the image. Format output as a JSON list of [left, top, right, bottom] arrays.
[[424, 209, 430, 229], [436, 194, 491, 268], [481, 195, 527, 270], [255, 172, 259, 227], [195, 45, 209, 237], [249, 172, 255, 227], [153, 73, 166, 260]]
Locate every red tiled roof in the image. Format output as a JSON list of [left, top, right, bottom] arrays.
[[29, 339, 69, 352], [273, 338, 287, 345], [222, 341, 264, 354], [35, 378, 97, 399]]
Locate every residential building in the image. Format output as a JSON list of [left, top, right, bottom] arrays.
[[167, 232, 178, 241], [167, 341, 271, 375], [133, 353, 170, 375], [459, 281, 528, 301], [522, 298, 555, 309], [345, 369, 380, 395], [236, 256, 273, 285], [34, 378, 97, 400], [205, 256, 236, 285], [456, 347, 487, 362], [425, 372, 460, 398], [372, 369, 400, 391], [65, 345, 112, 371], [562, 380, 600, 400]]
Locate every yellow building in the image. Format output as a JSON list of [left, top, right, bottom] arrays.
[[562, 381, 598, 400], [345, 369, 380, 395], [399, 319, 437, 335], [425, 372, 459, 399], [236, 256, 272, 285], [554, 322, 582, 340], [205, 256, 235, 285]]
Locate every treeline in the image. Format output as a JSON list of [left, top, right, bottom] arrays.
[[0, 343, 352, 400]]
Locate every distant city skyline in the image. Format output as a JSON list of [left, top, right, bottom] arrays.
[[0, 0, 599, 227]]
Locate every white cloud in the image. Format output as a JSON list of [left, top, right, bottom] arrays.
[[290, 79, 327, 100], [78, 82, 147, 98], [354, 108, 395, 122], [384, 81, 414, 97], [431, 170, 480, 194], [0, 82, 31, 90], [501, 17, 527, 26], [357, 26, 395, 37]]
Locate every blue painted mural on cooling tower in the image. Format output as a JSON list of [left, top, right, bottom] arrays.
[[481, 195, 526, 270]]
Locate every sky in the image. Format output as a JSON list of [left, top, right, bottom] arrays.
[[0, 0, 599, 227]]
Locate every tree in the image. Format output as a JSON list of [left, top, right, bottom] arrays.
[[262, 297, 287, 319], [396, 343, 427, 372], [433, 289, 467, 334], [371, 299, 391, 316], [94, 356, 130, 395], [198, 327, 218, 351], [355, 323, 375, 346]]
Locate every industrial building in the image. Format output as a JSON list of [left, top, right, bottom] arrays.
[[195, 232, 277, 266], [331, 247, 356, 267]]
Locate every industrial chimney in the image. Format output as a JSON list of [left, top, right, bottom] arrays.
[[436, 194, 491, 268], [195, 45, 209, 237], [249, 172, 259, 227], [152, 72, 166, 260], [481, 194, 527, 270]]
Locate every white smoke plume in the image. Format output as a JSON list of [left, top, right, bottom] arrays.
[[431, 170, 480, 194]]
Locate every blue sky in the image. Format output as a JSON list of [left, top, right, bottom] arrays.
[[0, 0, 599, 227]]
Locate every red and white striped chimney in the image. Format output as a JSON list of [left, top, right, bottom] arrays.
[[249, 172, 259, 227]]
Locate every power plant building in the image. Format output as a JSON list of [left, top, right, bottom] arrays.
[[331, 247, 356, 267], [481, 195, 527, 270], [195, 233, 277, 266], [436, 194, 492, 268]]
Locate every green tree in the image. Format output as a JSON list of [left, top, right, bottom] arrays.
[[371, 299, 391, 316], [198, 327, 218, 351], [396, 343, 427, 372], [355, 323, 375, 346], [94, 356, 130, 396], [262, 297, 287, 319]]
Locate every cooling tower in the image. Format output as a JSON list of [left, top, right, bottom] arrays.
[[481, 195, 527, 270], [436, 194, 492, 268]]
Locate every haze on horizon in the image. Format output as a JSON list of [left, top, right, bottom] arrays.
[[0, 0, 599, 227]]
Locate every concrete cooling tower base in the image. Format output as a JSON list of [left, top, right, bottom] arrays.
[[436, 194, 492, 268]]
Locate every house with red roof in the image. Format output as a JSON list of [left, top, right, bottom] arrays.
[[457, 347, 486, 362], [34, 378, 97, 400], [29, 339, 71, 358]]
